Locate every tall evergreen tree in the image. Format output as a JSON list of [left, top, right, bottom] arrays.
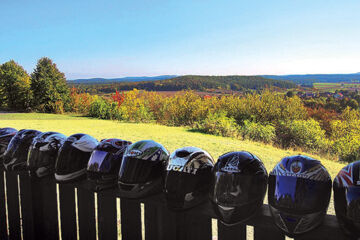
[[0, 60, 32, 111], [31, 57, 70, 113]]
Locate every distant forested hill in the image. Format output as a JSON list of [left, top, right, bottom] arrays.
[[69, 75, 177, 84], [263, 73, 360, 85], [70, 75, 296, 93]]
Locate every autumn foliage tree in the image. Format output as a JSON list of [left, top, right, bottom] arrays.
[[111, 90, 125, 106], [0, 60, 32, 111], [31, 57, 70, 113], [69, 87, 94, 113]]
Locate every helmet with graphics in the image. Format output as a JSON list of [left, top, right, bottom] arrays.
[[268, 155, 332, 236], [87, 138, 132, 191], [118, 140, 169, 198], [27, 132, 67, 178], [0, 128, 18, 163], [164, 147, 214, 211], [55, 133, 98, 182], [3, 129, 42, 171], [209, 151, 268, 225], [333, 160, 360, 238]]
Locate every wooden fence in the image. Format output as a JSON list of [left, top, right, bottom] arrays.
[[0, 167, 348, 240]]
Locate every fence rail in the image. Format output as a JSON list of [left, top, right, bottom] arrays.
[[0, 168, 347, 240]]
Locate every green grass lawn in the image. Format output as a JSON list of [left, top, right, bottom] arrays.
[[0, 113, 345, 177], [0, 113, 346, 216]]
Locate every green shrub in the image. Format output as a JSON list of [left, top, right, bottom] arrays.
[[240, 120, 275, 144], [220, 89, 307, 125], [330, 118, 360, 162], [193, 111, 239, 138], [276, 119, 328, 151], [89, 97, 113, 119]]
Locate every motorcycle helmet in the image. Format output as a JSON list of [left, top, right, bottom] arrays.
[[87, 138, 131, 191], [268, 155, 331, 236], [27, 132, 67, 178], [164, 147, 214, 211], [333, 160, 360, 238], [209, 151, 268, 225], [55, 133, 98, 182], [118, 140, 169, 198], [0, 128, 17, 162], [3, 129, 42, 171]]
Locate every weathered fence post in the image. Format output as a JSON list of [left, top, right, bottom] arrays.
[[58, 184, 77, 240], [120, 199, 142, 240], [97, 190, 117, 240], [18, 173, 35, 240], [144, 202, 178, 240], [77, 187, 96, 240], [5, 171, 21, 240], [0, 168, 8, 240], [217, 221, 246, 240]]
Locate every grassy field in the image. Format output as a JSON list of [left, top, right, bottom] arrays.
[[313, 82, 360, 91], [0, 113, 345, 177], [0, 113, 346, 217]]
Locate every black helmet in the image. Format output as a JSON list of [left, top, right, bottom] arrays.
[[164, 147, 214, 211], [3, 129, 42, 171], [333, 160, 360, 238], [268, 155, 331, 236], [55, 133, 98, 182], [209, 151, 268, 225], [0, 128, 17, 163], [118, 140, 169, 198], [87, 138, 131, 191], [27, 132, 67, 178]]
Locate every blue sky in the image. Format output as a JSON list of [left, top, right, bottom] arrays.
[[0, 0, 359, 79]]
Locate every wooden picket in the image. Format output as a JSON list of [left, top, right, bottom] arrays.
[[0, 169, 348, 240]]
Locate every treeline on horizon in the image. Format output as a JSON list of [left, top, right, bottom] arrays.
[[69, 75, 297, 94]]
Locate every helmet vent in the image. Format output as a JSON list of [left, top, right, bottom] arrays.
[[176, 150, 190, 158]]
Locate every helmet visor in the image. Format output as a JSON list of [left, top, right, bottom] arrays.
[[119, 157, 163, 184], [346, 186, 360, 222], [87, 150, 112, 173], [269, 175, 331, 214], [56, 142, 91, 175], [210, 172, 267, 207]]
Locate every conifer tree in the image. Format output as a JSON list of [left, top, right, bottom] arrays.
[[31, 57, 69, 113]]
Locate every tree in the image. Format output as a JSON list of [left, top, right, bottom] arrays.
[[0, 60, 32, 111], [286, 91, 294, 98], [31, 57, 70, 113]]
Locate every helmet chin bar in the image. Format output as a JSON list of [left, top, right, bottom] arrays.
[[118, 178, 163, 199], [55, 168, 87, 182]]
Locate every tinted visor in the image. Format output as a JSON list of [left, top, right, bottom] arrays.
[[210, 172, 267, 207], [56, 142, 91, 175], [119, 157, 163, 184], [269, 175, 331, 214], [88, 150, 113, 173], [27, 146, 55, 170], [346, 186, 360, 222], [4, 135, 21, 160]]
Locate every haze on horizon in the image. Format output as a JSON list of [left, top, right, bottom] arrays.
[[0, 0, 359, 79]]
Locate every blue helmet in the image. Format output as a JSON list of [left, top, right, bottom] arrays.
[[334, 160, 360, 238], [268, 155, 331, 236]]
